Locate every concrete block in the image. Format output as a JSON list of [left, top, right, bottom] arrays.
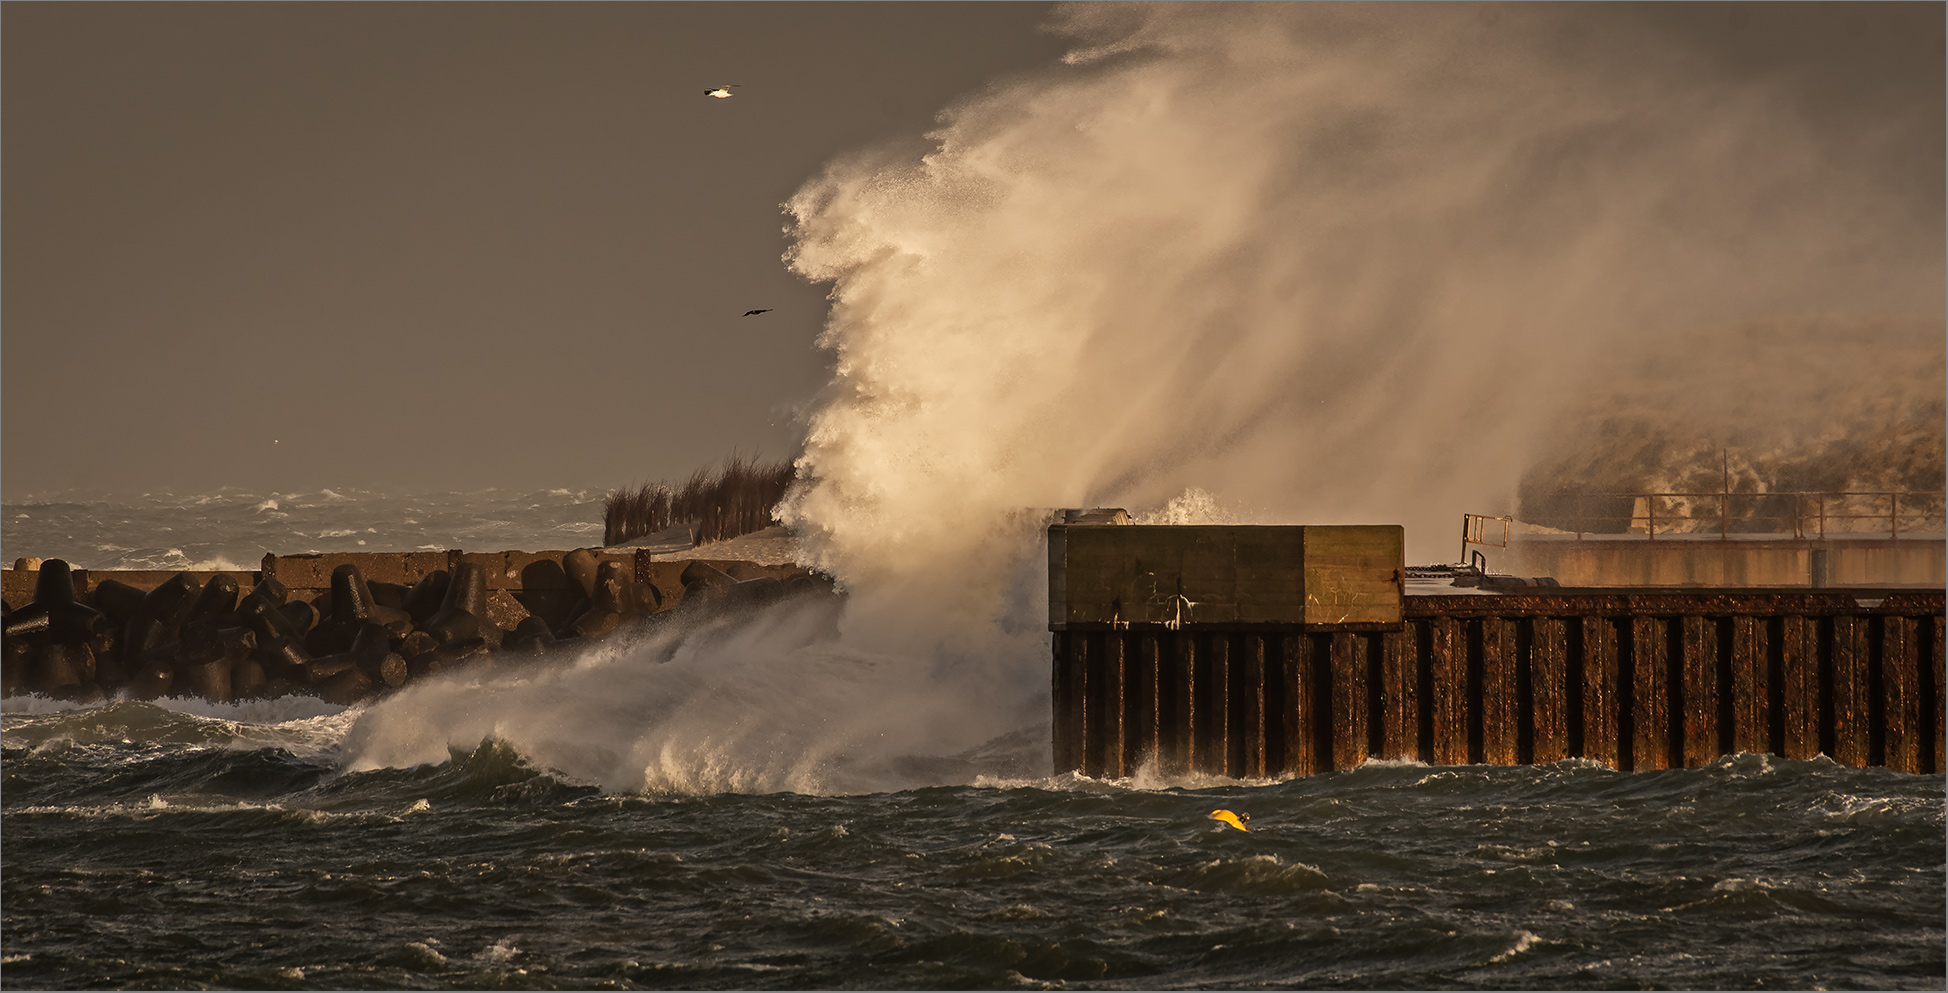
[[1301, 526, 1407, 626], [483, 590, 532, 631], [268, 553, 444, 591], [1049, 525, 1403, 629], [459, 552, 518, 589], [6, 569, 260, 607]]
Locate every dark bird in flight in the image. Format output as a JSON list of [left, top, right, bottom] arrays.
[[743, 309, 773, 317], [705, 86, 740, 99]]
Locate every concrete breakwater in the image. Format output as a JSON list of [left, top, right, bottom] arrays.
[[1049, 523, 1946, 777], [1, 548, 831, 705]]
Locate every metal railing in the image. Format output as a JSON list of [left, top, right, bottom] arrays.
[[1539, 491, 1945, 540], [1461, 513, 1511, 563]]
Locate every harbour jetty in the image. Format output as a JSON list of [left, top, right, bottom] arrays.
[[2, 547, 832, 704], [1049, 522, 1945, 777]]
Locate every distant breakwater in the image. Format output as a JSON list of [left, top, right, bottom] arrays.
[[1, 548, 834, 705]]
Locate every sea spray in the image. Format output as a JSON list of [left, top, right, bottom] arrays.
[[352, 5, 1941, 794], [343, 594, 1047, 794], [779, 3, 1941, 575]]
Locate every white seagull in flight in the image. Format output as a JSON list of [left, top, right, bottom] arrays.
[[704, 86, 739, 99]]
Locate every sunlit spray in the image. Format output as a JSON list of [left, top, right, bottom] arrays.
[[348, 5, 1942, 793]]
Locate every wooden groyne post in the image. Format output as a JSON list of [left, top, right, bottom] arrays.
[[1048, 524, 1945, 776]]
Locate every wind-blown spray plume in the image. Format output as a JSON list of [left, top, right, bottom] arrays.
[[780, 3, 1941, 583], [349, 5, 1940, 793]]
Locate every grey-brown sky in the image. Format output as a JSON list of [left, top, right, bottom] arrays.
[[3, 2, 1941, 501]]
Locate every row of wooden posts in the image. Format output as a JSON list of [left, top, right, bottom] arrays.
[[1052, 592, 1945, 778]]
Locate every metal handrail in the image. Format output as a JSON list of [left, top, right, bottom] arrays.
[[1546, 490, 1944, 540], [1461, 513, 1511, 563]]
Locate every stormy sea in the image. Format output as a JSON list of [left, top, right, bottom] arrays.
[[3, 489, 1943, 990]]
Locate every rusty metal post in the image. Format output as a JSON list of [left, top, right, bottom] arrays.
[[1130, 634, 1162, 775], [1051, 633, 1080, 774], [1239, 634, 1269, 778], [1581, 616, 1620, 767], [1631, 616, 1671, 771], [1481, 616, 1518, 765], [1531, 617, 1568, 763], [1730, 615, 1769, 756], [1167, 634, 1196, 776], [1831, 616, 1869, 767], [1380, 627, 1419, 761], [1094, 633, 1127, 779], [1680, 615, 1719, 767], [1430, 618, 1468, 765], [1881, 615, 1919, 773], [1329, 632, 1368, 771], [1780, 614, 1818, 760], [1934, 613, 1945, 776], [1193, 634, 1231, 776], [1280, 633, 1319, 776]]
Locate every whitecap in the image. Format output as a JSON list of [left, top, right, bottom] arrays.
[[1488, 930, 1542, 964], [476, 939, 520, 964], [401, 941, 448, 969]]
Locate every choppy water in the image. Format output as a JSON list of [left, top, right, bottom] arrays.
[[4, 700, 1942, 991], [2, 487, 607, 571], [3, 492, 1944, 990]]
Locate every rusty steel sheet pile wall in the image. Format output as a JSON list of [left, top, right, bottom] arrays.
[[1051, 593, 1945, 777], [1049, 526, 1945, 778]]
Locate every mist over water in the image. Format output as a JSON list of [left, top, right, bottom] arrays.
[[343, 597, 1044, 795]]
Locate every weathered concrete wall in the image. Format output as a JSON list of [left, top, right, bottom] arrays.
[[3, 549, 807, 619], [1503, 535, 1944, 588], [1049, 524, 1404, 629]]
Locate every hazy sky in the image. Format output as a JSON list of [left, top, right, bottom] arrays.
[[2, 2, 1068, 498], [3, 3, 1941, 502]]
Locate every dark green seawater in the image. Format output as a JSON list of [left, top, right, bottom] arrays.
[[3, 493, 1943, 988], [3, 698, 1942, 990]]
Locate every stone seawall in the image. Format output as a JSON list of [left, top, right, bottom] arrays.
[[2, 548, 831, 706]]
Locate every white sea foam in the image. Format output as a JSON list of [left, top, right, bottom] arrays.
[[477, 939, 520, 964], [133, 693, 352, 726], [401, 942, 448, 969], [344, 595, 1039, 794], [1489, 929, 1543, 964], [2, 694, 102, 716]]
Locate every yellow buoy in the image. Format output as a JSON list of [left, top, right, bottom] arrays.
[[1209, 809, 1251, 832]]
